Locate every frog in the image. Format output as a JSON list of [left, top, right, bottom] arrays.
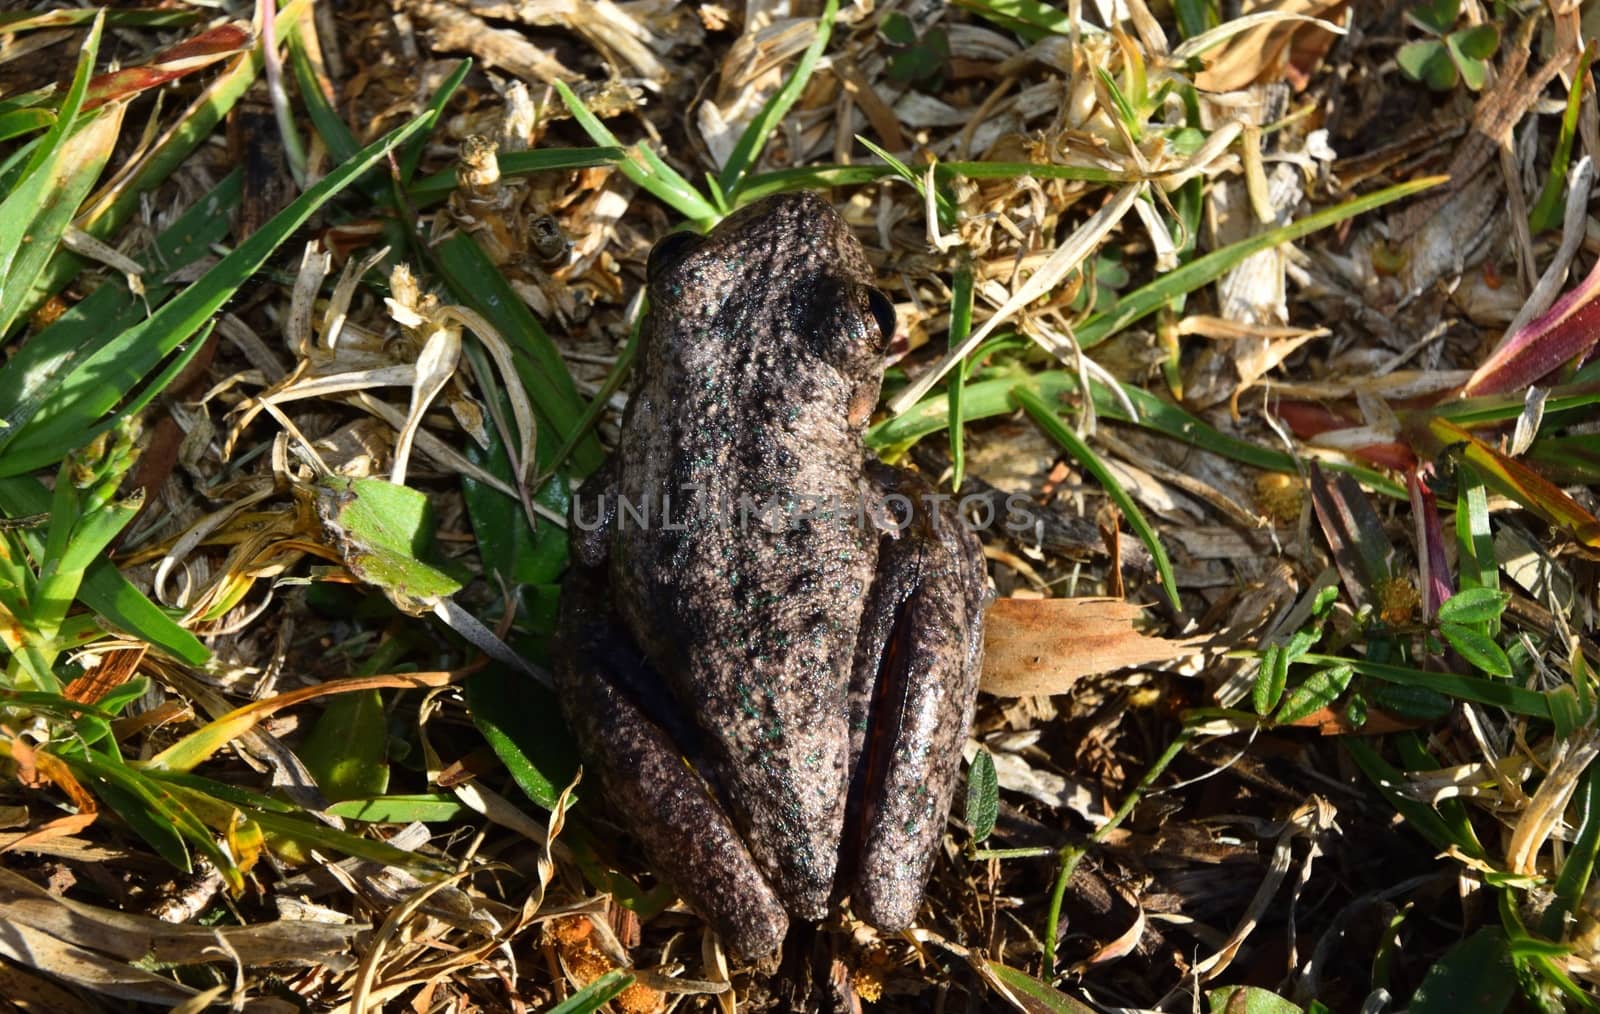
[[553, 191, 988, 959]]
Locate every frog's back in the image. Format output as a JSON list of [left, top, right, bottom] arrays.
[[609, 192, 890, 915]]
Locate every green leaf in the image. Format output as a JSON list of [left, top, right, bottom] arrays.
[[1407, 0, 1460, 35], [1274, 664, 1352, 725], [314, 477, 461, 616], [298, 690, 390, 802], [1448, 37, 1488, 91], [1255, 643, 1289, 716], [982, 961, 1097, 1013], [1452, 23, 1499, 60], [1207, 986, 1304, 1014], [951, 0, 1072, 40], [545, 969, 635, 1014], [1408, 928, 1516, 1014], [327, 793, 468, 823], [465, 668, 580, 811], [1369, 684, 1453, 721], [1436, 587, 1508, 626], [464, 432, 570, 588], [1454, 473, 1497, 594], [880, 11, 917, 44], [965, 748, 998, 844], [1440, 622, 1512, 677], [1398, 39, 1458, 90]]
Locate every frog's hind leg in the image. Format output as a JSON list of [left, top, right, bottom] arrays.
[[843, 463, 987, 931], [554, 564, 789, 959]]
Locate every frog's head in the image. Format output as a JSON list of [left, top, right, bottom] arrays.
[[646, 192, 897, 430]]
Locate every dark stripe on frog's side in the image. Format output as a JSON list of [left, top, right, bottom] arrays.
[[842, 462, 988, 929]]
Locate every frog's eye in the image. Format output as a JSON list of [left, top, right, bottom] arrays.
[[647, 230, 702, 282], [865, 288, 897, 348]]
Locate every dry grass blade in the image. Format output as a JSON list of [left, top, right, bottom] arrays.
[[890, 182, 1144, 412], [0, 867, 362, 967]]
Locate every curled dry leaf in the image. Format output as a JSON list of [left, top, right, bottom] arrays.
[[1190, 0, 1348, 92], [980, 597, 1207, 697]]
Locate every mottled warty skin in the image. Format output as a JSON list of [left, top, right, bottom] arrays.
[[554, 192, 988, 958]]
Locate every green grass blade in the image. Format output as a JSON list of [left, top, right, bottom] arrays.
[[552, 80, 716, 224], [408, 146, 624, 206], [733, 165, 901, 203], [545, 312, 641, 478], [1075, 176, 1447, 349], [1343, 738, 1467, 856], [1542, 760, 1600, 938], [0, 476, 208, 664], [1454, 470, 1497, 594], [869, 367, 1405, 497], [287, 32, 358, 163], [23, 0, 311, 339], [1015, 386, 1180, 608], [0, 113, 432, 474], [0, 172, 239, 451], [946, 259, 975, 488], [1529, 40, 1594, 233], [0, 108, 53, 144], [398, 59, 470, 186], [1304, 653, 1552, 718], [0, 14, 106, 337], [5, 11, 99, 195], [718, 0, 837, 198], [950, 0, 1072, 40], [431, 233, 604, 474], [546, 969, 636, 1014]]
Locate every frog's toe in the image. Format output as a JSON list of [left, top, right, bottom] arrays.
[[719, 892, 790, 959]]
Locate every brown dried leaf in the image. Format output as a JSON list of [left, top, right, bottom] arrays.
[[980, 597, 1206, 697], [1192, 0, 1347, 92]]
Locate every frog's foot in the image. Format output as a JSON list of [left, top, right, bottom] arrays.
[[845, 463, 988, 930], [554, 566, 789, 959]]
